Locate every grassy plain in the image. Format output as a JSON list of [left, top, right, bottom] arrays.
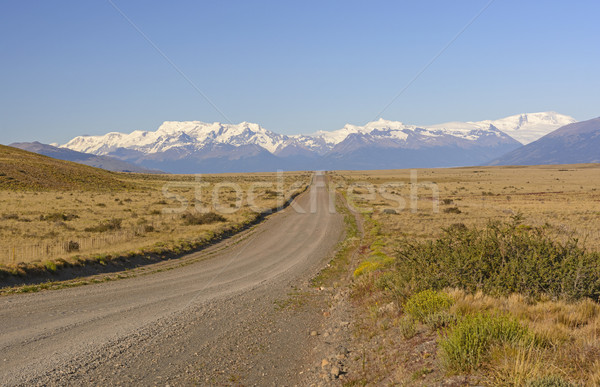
[[0, 146, 311, 274], [329, 164, 600, 386]]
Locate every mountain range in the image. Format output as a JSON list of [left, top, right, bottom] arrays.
[[489, 117, 600, 166], [53, 112, 575, 173]]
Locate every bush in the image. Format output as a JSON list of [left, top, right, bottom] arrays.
[[40, 212, 79, 221], [65, 240, 80, 252], [404, 289, 454, 322], [398, 315, 417, 339], [181, 211, 226, 225], [392, 221, 600, 300], [424, 311, 457, 331], [443, 206, 462, 214], [43, 261, 57, 272], [263, 189, 281, 197], [439, 313, 531, 372], [84, 218, 122, 232]]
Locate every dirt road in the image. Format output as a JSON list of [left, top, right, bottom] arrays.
[[0, 173, 344, 386]]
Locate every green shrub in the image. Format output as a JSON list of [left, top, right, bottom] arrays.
[[398, 315, 417, 339], [439, 313, 531, 372], [404, 289, 453, 322], [181, 211, 226, 225], [424, 311, 457, 331], [43, 261, 57, 272], [392, 221, 600, 300]]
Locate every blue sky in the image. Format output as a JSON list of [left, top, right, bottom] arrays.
[[1, 0, 599, 145]]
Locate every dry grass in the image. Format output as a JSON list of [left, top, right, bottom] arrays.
[[330, 164, 600, 250], [0, 170, 311, 268], [0, 144, 135, 191], [331, 164, 600, 385], [449, 289, 600, 385]]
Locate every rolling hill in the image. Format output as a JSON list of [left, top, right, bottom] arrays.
[[10, 142, 161, 173], [0, 145, 135, 191]]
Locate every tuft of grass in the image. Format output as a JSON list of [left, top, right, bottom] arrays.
[[443, 206, 462, 214], [411, 367, 433, 380], [181, 211, 226, 225], [353, 248, 393, 277], [526, 375, 573, 387], [424, 310, 457, 331], [439, 312, 532, 372], [40, 212, 79, 221], [404, 289, 454, 323], [84, 218, 122, 232], [43, 260, 57, 272], [398, 315, 417, 339]]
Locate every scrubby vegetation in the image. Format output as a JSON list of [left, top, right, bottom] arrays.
[[404, 289, 453, 323], [350, 219, 600, 384], [40, 212, 79, 222], [181, 211, 226, 225], [84, 218, 123, 232], [439, 312, 531, 372], [391, 219, 600, 301], [330, 166, 600, 385]]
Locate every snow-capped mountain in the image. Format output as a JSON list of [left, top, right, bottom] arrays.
[[65, 121, 289, 155], [427, 112, 576, 145], [60, 112, 576, 173], [488, 116, 600, 166]]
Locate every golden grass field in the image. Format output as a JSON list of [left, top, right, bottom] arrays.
[[0, 146, 311, 269], [0, 172, 310, 266], [331, 164, 600, 250], [330, 164, 600, 386]]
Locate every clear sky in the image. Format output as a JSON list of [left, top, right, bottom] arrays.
[[1, 0, 599, 145]]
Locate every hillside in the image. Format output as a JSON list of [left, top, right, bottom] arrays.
[[489, 117, 600, 166], [10, 142, 161, 173], [0, 145, 135, 191]]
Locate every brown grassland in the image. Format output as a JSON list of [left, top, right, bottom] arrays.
[[329, 164, 600, 386], [0, 145, 310, 277], [4, 143, 600, 384]]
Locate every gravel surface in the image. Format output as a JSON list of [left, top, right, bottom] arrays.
[[0, 173, 345, 386]]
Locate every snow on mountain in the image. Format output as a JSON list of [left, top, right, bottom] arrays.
[[64, 121, 288, 155], [428, 112, 576, 145], [313, 119, 415, 146], [60, 112, 576, 169]]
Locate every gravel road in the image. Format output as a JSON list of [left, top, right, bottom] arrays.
[[0, 173, 344, 386]]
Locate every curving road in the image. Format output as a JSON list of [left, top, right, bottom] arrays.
[[0, 173, 343, 386]]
